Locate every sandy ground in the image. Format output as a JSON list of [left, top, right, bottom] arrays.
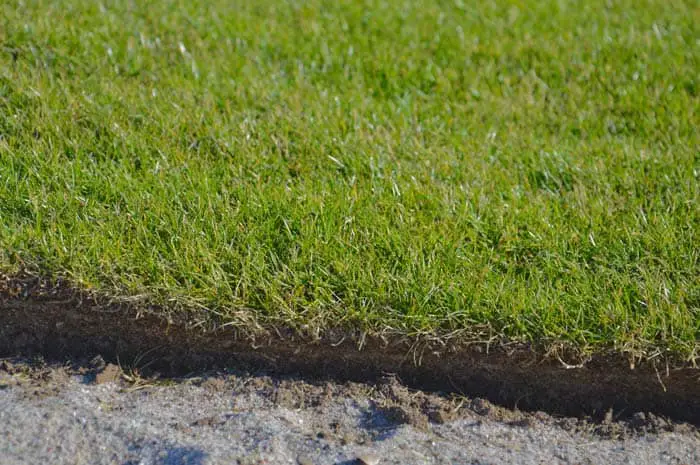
[[0, 357, 698, 465]]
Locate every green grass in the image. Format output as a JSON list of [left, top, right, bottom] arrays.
[[1, 0, 698, 359]]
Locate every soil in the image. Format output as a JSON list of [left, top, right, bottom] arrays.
[[1, 356, 699, 464]]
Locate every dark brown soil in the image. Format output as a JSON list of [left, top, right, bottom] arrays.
[[1, 271, 699, 430]]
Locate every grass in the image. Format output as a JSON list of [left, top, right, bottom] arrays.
[[0, 0, 698, 360]]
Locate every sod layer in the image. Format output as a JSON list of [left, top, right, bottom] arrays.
[[1, 0, 698, 360]]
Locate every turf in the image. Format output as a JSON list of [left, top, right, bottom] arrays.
[[1, 0, 698, 358]]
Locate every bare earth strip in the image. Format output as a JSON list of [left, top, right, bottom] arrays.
[[0, 357, 699, 465]]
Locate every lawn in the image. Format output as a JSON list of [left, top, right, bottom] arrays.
[[1, 0, 698, 359]]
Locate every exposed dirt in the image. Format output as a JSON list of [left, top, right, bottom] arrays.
[[0, 354, 697, 444], [1, 271, 699, 431], [2, 357, 698, 465]]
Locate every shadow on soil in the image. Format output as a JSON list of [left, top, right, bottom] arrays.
[[1, 272, 698, 427]]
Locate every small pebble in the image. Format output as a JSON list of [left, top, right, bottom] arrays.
[[94, 364, 122, 385], [356, 452, 380, 465], [297, 454, 314, 465]]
